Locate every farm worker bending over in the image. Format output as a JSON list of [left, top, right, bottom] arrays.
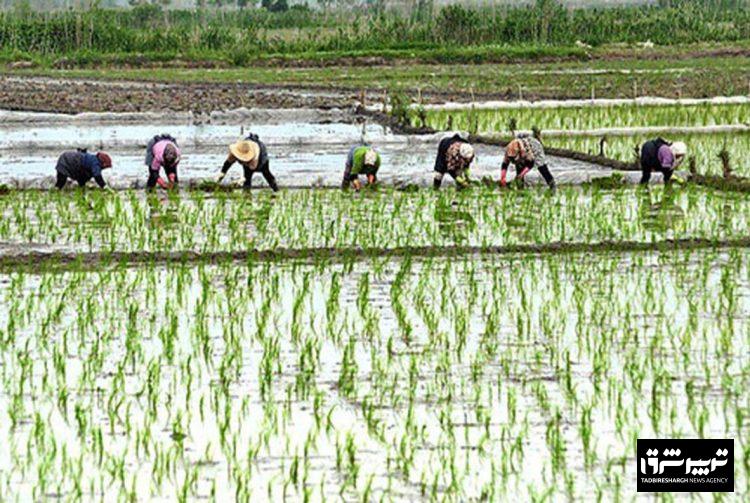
[[500, 134, 556, 190], [342, 145, 380, 190], [146, 134, 181, 190], [55, 150, 112, 189], [215, 133, 279, 192], [640, 138, 687, 185], [433, 133, 475, 189]]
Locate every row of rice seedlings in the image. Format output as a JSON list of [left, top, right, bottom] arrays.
[[418, 103, 750, 134], [0, 249, 747, 499], [545, 131, 750, 177], [0, 185, 747, 255]]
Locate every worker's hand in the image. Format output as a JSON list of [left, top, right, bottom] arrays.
[[517, 167, 531, 180], [352, 179, 362, 192], [167, 173, 177, 188], [215, 172, 225, 184], [156, 177, 169, 190], [366, 174, 376, 185], [500, 171, 507, 187]]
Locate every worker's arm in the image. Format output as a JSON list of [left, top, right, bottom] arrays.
[[149, 154, 169, 189], [221, 154, 236, 174], [90, 160, 107, 189], [454, 165, 472, 189], [347, 152, 364, 190], [216, 154, 236, 182], [367, 156, 380, 185], [147, 168, 169, 189], [516, 167, 531, 181]]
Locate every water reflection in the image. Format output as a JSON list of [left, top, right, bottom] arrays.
[[638, 186, 685, 232], [435, 200, 476, 244]]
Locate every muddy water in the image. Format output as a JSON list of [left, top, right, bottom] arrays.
[[0, 110, 629, 188]]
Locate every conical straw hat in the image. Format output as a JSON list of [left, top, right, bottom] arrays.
[[230, 140, 260, 163]]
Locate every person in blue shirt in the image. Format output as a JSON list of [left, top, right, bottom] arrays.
[[55, 150, 113, 189]]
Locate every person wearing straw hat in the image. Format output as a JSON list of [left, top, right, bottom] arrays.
[[215, 133, 278, 192], [500, 134, 556, 190], [639, 138, 687, 185], [145, 134, 181, 190], [342, 144, 381, 191], [433, 133, 475, 189], [54, 149, 113, 190]]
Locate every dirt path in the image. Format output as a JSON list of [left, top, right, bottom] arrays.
[[2, 237, 749, 272], [0, 76, 359, 114], [0, 75, 567, 114]]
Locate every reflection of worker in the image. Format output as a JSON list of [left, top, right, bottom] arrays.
[[640, 138, 687, 185], [638, 183, 684, 232], [55, 150, 112, 189], [433, 134, 475, 189], [500, 134, 556, 190], [342, 145, 380, 190], [435, 205, 476, 244], [216, 133, 278, 192], [145, 134, 181, 190]]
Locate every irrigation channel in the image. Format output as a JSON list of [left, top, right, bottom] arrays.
[[0, 108, 747, 500]]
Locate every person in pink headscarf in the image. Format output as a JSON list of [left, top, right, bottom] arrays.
[[145, 134, 181, 190]]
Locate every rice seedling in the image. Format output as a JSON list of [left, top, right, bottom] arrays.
[[417, 102, 750, 177], [419, 102, 750, 135], [546, 132, 750, 178], [0, 184, 748, 258], [0, 246, 745, 499]]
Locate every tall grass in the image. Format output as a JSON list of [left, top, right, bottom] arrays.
[[2, 1, 750, 63]]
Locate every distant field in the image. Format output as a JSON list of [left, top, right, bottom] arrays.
[[7, 49, 750, 104]]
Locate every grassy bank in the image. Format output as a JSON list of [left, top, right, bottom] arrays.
[[2, 1, 750, 68]]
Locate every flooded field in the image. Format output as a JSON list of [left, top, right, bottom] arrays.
[[0, 185, 746, 257], [0, 106, 747, 501], [5, 0, 750, 497], [0, 110, 639, 189], [0, 250, 747, 500]]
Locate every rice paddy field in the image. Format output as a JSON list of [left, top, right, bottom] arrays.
[[416, 101, 750, 177], [1, 100, 750, 501], [1, 248, 748, 501]]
